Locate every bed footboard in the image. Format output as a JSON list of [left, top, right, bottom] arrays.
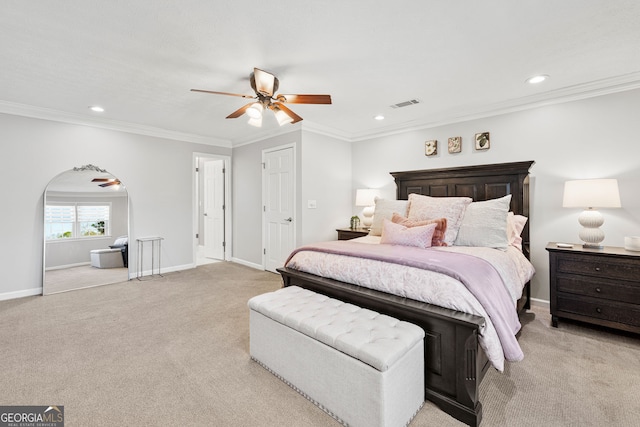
[[277, 267, 489, 427]]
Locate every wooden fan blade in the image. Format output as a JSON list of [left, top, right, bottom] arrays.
[[226, 102, 254, 119], [253, 68, 276, 97], [276, 94, 332, 104], [274, 103, 303, 124], [190, 89, 255, 99], [99, 180, 120, 187], [92, 178, 110, 182]]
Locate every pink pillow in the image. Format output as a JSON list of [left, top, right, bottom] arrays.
[[380, 219, 437, 249], [407, 194, 472, 245], [507, 212, 528, 251], [391, 213, 448, 247]]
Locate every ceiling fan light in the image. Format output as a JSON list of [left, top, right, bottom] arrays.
[[273, 108, 294, 126], [246, 102, 263, 119], [247, 115, 262, 127]]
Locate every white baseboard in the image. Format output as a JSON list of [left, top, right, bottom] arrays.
[[46, 261, 91, 271], [129, 262, 196, 280], [530, 298, 550, 309], [231, 257, 264, 270], [0, 287, 42, 301]]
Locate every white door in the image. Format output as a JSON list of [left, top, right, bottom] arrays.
[[263, 146, 295, 272], [204, 159, 225, 260]]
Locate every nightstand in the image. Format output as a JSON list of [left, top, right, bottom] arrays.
[[336, 228, 369, 240], [546, 242, 640, 334]]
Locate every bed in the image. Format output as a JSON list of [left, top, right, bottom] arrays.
[[277, 160, 535, 426]]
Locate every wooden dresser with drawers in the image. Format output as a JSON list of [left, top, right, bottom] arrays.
[[547, 242, 640, 334]]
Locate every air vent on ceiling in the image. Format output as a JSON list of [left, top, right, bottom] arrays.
[[390, 99, 421, 109]]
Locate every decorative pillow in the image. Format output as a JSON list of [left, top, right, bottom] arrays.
[[454, 194, 512, 250], [407, 194, 472, 245], [368, 199, 409, 236], [391, 213, 448, 247], [380, 219, 437, 249], [507, 212, 528, 251]]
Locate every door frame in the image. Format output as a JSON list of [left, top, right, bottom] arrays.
[[262, 143, 297, 271], [193, 152, 232, 264]]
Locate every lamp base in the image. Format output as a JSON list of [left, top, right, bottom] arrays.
[[577, 209, 605, 249], [361, 206, 375, 228]]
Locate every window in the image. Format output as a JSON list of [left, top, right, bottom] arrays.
[[45, 203, 111, 240]]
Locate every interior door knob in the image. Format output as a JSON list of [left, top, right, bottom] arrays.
[[285, 217, 293, 222]]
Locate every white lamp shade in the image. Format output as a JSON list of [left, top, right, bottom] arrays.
[[355, 189, 380, 207], [246, 102, 264, 119], [273, 107, 293, 126], [562, 179, 621, 208]]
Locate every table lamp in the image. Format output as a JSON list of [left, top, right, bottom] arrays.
[[562, 178, 621, 248]]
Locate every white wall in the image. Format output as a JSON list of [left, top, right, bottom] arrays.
[[231, 130, 302, 266], [231, 129, 352, 267], [0, 113, 230, 299], [300, 130, 352, 243], [351, 89, 640, 303], [4, 89, 638, 302]]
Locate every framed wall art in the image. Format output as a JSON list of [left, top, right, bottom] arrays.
[[425, 140, 437, 156], [448, 136, 461, 153], [475, 132, 490, 150]]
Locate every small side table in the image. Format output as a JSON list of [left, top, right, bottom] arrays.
[[336, 228, 369, 240], [136, 236, 164, 280]]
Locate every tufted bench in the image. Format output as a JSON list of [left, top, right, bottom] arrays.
[[248, 286, 425, 427]]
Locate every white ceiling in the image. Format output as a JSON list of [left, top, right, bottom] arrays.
[[2, 1, 640, 147]]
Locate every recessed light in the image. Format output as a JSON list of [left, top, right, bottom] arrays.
[[89, 106, 105, 112], [374, 114, 385, 121], [526, 75, 549, 84]]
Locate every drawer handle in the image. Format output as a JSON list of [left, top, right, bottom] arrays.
[[596, 307, 602, 314], [595, 287, 602, 293], [594, 267, 601, 272]]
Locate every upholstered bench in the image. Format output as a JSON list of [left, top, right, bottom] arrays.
[[248, 286, 425, 427], [90, 248, 124, 268]]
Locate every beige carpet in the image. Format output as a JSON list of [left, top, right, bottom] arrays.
[[44, 264, 129, 294], [1, 262, 639, 426]]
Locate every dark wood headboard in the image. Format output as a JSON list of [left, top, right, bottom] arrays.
[[391, 160, 535, 254]]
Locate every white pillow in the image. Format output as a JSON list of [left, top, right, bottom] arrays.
[[380, 219, 437, 249], [368, 199, 409, 236], [407, 194, 472, 245], [454, 195, 512, 249]]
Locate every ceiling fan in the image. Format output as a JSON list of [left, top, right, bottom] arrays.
[[92, 178, 121, 188], [191, 68, 331, 127]]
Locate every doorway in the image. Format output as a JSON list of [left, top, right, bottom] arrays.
[[262, 144, 296, 273], [194, 153, 231, 266]]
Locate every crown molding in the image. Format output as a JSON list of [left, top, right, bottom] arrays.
[[3, 72, 639, 148], [345, 72, 640, 142], [0, 100, 232, 148], [231, 123, 305, 148], [235, 72, 640, 145]]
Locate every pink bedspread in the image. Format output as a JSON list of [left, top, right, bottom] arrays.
[[286, 241, 524, 362]]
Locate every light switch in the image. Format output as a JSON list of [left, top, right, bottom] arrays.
[[307, 200, 317, 209]]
